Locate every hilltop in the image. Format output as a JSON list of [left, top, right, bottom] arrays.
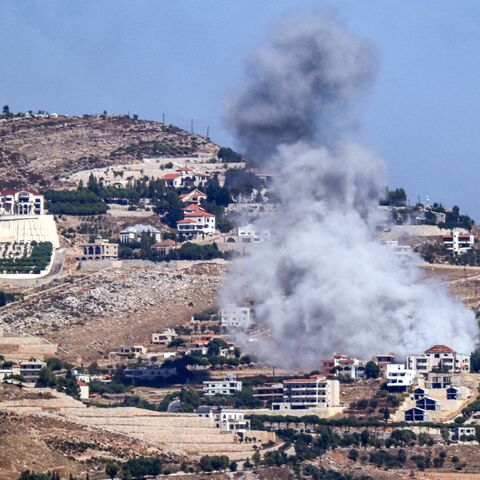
[[0, 113, 219, 189]]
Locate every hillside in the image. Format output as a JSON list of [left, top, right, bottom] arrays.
[[0, 114, 219, 189]]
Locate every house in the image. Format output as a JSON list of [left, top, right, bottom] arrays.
[[19, 359, 46, 383], [114, 345, 147, 358], [213, 408, 250, 434], [415, 396, 441, 411], [196, 406, 251, 436], [0, 189, 44, 216], [237, 224, 271, 243], [272, 376, 340, 411], [78, 237, 118, 261], [405, 407, 428, 422], [119, 224, 161, 243], [124, 365, 177, 381], [386, 364, 417, 392], [375, 353, 396, 373], [203, 374, 242, 396], [320, 353, 366, 379], [179, 189, 207, 205], [162, 173, 183, 188], [253, 383, 284, 404], [412, 387, 428, 400], [151, 239, 179, 257], [446, 385, 470, 400], [151, 329, 177, 345], [220, 306, 252, 328], [176, 204, 216, 236], [425, 372, 462, 389], [407, 345, 470, 376], [442, 230, 474, 254], [77, 380, 90, 400], [449, 426, 476, 442]]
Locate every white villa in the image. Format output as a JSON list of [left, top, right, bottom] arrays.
[[0, 189, 44, 216], [177, 203, 215, 236]]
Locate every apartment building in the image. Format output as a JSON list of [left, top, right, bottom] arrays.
[[220, 306, 253, 328], [407, 345, 470, 376], [203, 374, 242, 396], [19, 359, 46, 383], [442, 230, 474, 254], [0, 189, 44, 216], [386, 364, 417, 392], [272, 376, 340, 411], [253, 383, 284, 404], [124, 365, 177, 381], [237, 224, 271, 243]]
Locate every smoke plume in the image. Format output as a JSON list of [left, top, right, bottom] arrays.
[[220, 12, 478, 369]]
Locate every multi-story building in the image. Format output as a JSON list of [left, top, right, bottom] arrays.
[[119, 224, 161, 243], [114, 345, 147, 358], [203, 374, 242, 396], [237, 224, 271, 243], [272, 376, 340, 411], [151, 239, 179, 256], [320, 353, 366, 379], [442, 230, 475, 254], [176, 203, 215, 236], [253, 383, 284, 404], [407, 345, 470, 376], [0, 189, 44, 216], [220, 306, 252, 328], [196, 406, 251, 436], [19, 359, 46, 383], [386, 364, 417, 392], [78, 237, 118, 261]]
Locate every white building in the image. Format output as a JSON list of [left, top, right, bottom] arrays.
[[407, 345, 470, 376], [119, 224, 161, 243], [220, 306, 252, 328], [386, 364, 417, 392], [179, 189, 207, 205], [0, 189, 44, 216], [442, 230, 475, 254], [114, 345, 147, 358], [151, 329, 177, 345], [272, 376, 340, 411], [203, 374, 242, 396], [196, 406, 251, 435], [77, 380, 90, 400], [237, 224, 270, 243], [177, 204, 216, 236]]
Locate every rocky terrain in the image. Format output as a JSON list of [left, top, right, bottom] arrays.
[[0, 114, 219, 189], [0, 260, 225, 362]]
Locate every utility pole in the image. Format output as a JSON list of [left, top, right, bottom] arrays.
[[162, 113, 165, 125], [191, 119, 194, 134], [206, 126, 210, 139]]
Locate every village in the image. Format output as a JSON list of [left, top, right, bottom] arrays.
[[1, 145, 480, 478]]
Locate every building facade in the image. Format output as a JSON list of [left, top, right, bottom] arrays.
[[220, 306, 252, 328], [203, 374, 242, 396], [119, 224, 161, 243], [442, 230, 475, 254], [0, 189, 44, 216], [407, 345, 470, 375], [272, 376, 340, 411], [78, 237, 118, 260], [386, 364, 417, 392], [176, 204, 216, 236]]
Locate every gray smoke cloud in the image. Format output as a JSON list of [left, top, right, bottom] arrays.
[[220, 12, 478, 369]]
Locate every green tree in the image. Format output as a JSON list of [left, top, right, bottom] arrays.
[[105, 462, 119, 480], [364, 361, 380, 379]]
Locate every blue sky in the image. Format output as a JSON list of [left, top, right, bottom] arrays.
[[1, 1, 480, 217]]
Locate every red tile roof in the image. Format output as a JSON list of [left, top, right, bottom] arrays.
[[185, 211, 214, 218], [177, 218, 196, 224], [183, 203, 204, 211], [424, 345, 455, 354], [162, 173, 182, 180]]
